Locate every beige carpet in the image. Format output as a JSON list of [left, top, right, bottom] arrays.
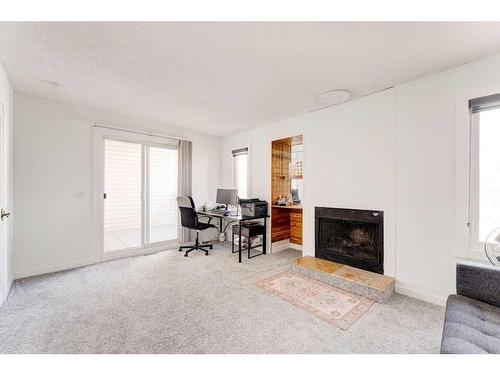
[[0, 244, 445, 353], [257, 271, 373, 329]]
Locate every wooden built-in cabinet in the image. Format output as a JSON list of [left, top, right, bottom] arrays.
[[271, 206, 290, 243], [289, 208, 302, 244], [271, 135, 303, 247]]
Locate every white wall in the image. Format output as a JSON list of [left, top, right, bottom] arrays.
[[222, 89, 396, 277], [13, 93, 221, 278], [394, 53, 500, 304], [0, 61, 14, 304], [223, 53, 500, 306]]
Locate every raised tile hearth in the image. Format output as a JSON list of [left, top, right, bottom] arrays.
[[291, 256, 395, 303]]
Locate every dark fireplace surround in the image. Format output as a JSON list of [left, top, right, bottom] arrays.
[[315, 207, 384, 274]]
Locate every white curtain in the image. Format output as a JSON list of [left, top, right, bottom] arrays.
[[178, 140, 193, 243]]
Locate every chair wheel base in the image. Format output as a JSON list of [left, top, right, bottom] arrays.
[[205, 252, 209, 256], [184, 253, 188, 257]]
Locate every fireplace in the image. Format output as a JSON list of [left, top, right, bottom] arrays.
[[315, 207, 384, 274]]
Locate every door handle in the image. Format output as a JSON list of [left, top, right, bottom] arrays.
[[1, 208, 10, 221]]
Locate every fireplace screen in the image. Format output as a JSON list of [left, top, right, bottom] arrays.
[[315, 207, 383, 274], [318, 219, 377, 261]]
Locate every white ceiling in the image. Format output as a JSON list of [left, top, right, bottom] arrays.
[[1, 22, 500, 136]]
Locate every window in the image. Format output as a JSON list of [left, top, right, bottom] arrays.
[[232, 147, 249, 199], [469, 93, 500, 248]]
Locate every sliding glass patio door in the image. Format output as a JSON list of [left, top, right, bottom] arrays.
[[103, 138, 178, 254], [146, 145, 178, 244], [104, 139, 143, 252]]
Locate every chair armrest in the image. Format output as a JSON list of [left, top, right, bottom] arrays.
[[197, 214, 212, 225], [456, 261, 500, 308]]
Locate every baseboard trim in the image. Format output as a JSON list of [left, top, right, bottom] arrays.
[[289, 243, 302, 251], [14, 258, 100, 280], [14, 243, 180, 280], [271, 239, 290, 253], [1, 276, 13, 304], [6, 276, 13, 299], [395, 282, 447, 306]]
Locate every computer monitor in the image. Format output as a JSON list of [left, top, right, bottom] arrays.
[[216, 188, 238, 207]]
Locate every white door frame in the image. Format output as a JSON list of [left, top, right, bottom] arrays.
[[92, 127, 180, 261], [0, 103, 5, 303]]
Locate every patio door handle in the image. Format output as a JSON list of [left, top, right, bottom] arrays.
[[1, 208, 10, 221]]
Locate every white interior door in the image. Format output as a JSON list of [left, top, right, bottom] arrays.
[[0, 104, 6, 302], [101, 133, 179, 255]]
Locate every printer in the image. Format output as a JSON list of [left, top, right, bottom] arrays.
[[239, 198, 268, 218]]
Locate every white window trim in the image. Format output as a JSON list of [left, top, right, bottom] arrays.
[[232, 145, 251, 199], [454, 87, 500, 262], [468, 110, 481, 254]]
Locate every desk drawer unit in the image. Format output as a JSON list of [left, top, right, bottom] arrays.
[[290, 209, 302, 245]]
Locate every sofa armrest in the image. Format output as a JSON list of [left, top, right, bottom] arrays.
[[456, 261, 500, 308]]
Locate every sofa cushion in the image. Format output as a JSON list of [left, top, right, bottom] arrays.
[[441, 294, 500, 354], [457, 262, 500, 308]]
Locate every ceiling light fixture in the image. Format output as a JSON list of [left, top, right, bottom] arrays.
[[317, 89, 351, 107]]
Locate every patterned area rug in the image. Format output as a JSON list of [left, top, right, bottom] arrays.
[[256, 271, 373, 329]]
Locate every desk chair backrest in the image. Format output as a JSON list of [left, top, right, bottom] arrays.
[[177, 196, 197, 229]]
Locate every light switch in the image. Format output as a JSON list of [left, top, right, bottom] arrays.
[[73, 191, 86, 199]]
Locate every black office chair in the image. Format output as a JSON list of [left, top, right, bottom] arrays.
[[177, 196, 216, 256]]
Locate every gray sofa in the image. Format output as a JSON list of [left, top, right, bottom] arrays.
[[441, 262, 500, 353]]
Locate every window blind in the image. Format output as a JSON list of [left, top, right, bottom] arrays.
[[470, 93, 500, 113], [232, 147, 248, 157]]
